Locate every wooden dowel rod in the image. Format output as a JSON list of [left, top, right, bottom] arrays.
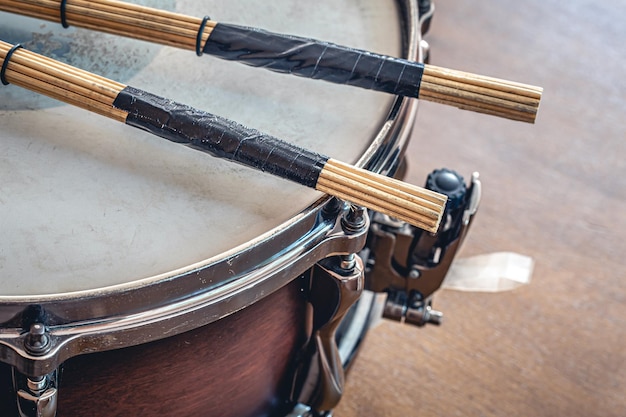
[[9, 55, 123, 98], [418, 89, 536, 123], [1, 42, 124, 91], [7, 0, 214, 34], [0, 3, 58, 20], [5, 70, 127, 120], [419, 82, 537, 115], [0, 5, 190, 50], [0, 0, 209, 46], [316, 174, 439, 223], [68, 0, 205, 29], [11, 0, 195, 24], [6, 63, 117, 105], [0, 41, 127, 120], [85, 0, 203, 25], [72, 23, 198, 50], [315, 184, 439, 228], [418, 94, 534, 123], [315, 182, 438, 231], [323, 160, 446, 207], [78, 25, 192, 49], [317, 159, 444, 229], [423, 65, 543, 99], [421, 75, 540, 107], [63, 3, 202, 38]]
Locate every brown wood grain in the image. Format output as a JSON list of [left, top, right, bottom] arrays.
[[54, 278, 307, 417], [335, 0, 626, 416]]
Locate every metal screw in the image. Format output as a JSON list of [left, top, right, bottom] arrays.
[[424, 306, 444, 325], [341, 205, 366, 234], [27, 376, 47, 393], [25, 323, 51, 356], [321, 197, 342, 220], [340, 253, 356, 271]]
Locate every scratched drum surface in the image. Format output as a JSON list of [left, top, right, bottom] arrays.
[[0, 0, 402, 295]]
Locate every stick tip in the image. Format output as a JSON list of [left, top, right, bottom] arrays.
[[316, 159, 447, 233]]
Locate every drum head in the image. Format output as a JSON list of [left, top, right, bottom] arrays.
[[0, 0, 403, 297]]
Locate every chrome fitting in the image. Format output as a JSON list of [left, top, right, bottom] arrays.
[[13, 368, 58, 417], [24, 323, 51, 356]]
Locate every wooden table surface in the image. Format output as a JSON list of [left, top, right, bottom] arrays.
[[336, 1, 625, 416]]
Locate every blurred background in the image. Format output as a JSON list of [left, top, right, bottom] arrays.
[[337, 0, 625, 416]]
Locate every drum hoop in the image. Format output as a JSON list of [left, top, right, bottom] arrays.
[[0, 0, 423, 373]]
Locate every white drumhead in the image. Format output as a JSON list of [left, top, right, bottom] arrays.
[[0, 0, 402, 296]]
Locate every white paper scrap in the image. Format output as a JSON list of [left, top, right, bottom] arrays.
[[441, 252, 534, 292]]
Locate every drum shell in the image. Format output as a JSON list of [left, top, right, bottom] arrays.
[[0, 278, 308, 417]]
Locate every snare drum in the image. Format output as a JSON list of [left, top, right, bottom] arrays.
[[0, 1, 423, 415]]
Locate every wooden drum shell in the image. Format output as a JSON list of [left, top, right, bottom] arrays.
[[1, 279, 308, 417]]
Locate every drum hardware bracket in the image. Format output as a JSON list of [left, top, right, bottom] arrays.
[[285, 403, 332, 417], [294, 256, 364, 414], [293, 205, 366, 414], [12, 367, 58, 417], [1, 323, 60, 417], [364, 170, 481, 326]]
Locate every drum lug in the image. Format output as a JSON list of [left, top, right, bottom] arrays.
[[12, 368, 58, 417], [301, 256, 363, 413], [364, 171, 481, 326], [293, 206, 365, 415]]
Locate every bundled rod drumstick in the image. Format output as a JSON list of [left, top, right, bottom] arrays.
[[0, 0, 543, 123], [0, 40, 447, 233]]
